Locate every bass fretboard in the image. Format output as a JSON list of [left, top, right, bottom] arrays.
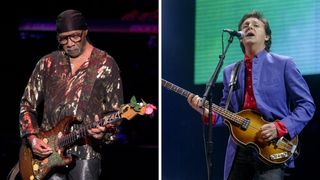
[[161, 79, 245, 125]]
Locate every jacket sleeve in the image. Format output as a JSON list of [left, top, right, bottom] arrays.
[[103, 56, 124, 112], [101, 56, 124, 143], [19, 59, 46, 138], [281, 59, 315, 138]]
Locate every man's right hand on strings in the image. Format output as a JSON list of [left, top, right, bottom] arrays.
[[27, 135, 53, 158]]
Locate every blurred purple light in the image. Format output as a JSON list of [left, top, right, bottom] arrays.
[[19, 20, 158, 34]]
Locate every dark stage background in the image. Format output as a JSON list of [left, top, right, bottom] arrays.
[[1, 1, 158, 180], [162, 0, 320, 180]]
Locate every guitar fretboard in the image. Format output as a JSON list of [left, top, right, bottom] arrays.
[[57, 112, 122, 148], [162, 79, 245, 125]]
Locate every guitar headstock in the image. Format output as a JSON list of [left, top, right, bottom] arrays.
[[120, 96, 157, 120]]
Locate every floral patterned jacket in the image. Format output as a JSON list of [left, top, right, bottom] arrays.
[[19, 47, 123, 159]]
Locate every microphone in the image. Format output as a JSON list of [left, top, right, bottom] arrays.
[[223, 29, 245, 39]]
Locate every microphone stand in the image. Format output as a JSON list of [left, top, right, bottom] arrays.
[[200, 34, 235, 180]]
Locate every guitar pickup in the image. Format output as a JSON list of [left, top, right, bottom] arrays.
[[240, 119, 250, 130]]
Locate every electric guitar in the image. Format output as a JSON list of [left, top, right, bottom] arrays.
[[162, 79, 298, 165], [19, 97, 156, 180]]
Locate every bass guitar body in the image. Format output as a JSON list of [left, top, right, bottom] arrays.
[[225, 109, 298, 165], [19, 116, 75, 180]]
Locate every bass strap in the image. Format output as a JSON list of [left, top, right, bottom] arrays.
[[225, 61, 241, 110]]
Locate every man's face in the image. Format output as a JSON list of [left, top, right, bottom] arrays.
[[240, 17, 269, 50], [57, 30, 87, 58]]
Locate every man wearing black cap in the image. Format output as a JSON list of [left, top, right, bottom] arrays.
[[18, 9, 123, 179]]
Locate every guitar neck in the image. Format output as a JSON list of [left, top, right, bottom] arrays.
[[162, 79, 244, 125], [58, 111, 122, 148], [161, 79, 194, 98]]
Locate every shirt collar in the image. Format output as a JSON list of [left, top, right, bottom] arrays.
[[244, 49, 268, 62], [244, 54, 253, 62]]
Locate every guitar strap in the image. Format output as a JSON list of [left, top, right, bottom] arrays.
[[75, 48, 106, 123], [7, 162, 19, 180], [225, 61, 242, 110]]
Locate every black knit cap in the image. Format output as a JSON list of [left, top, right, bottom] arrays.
[[56, 9, 88, 33]]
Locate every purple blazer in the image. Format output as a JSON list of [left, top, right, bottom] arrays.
[[215, 50, 315, 180]]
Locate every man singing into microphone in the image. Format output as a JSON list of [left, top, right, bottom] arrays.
[[188, 10, 315, 180]]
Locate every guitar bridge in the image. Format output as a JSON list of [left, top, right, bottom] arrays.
[[270, 152, 289, 160], [240, 119, 250, 130]]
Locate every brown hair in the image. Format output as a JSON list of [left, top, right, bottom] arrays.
[[238, 10, 272, 53]]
